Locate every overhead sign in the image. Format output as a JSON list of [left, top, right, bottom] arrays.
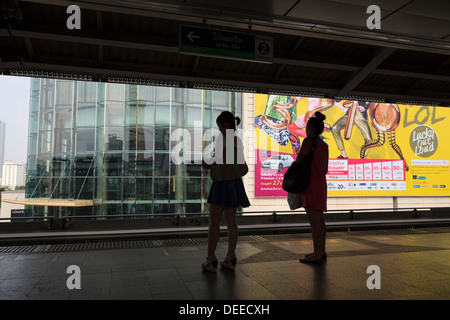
[[179, 25, 273, 63]]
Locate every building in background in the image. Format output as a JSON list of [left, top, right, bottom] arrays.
[[0, 121, 5, 178], [26, 78, 241, 218], [1, 161, 25, 189]]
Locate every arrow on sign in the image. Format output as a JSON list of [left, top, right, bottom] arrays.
[[187, 31, 200, 42]]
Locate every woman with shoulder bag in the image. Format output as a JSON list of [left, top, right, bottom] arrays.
[[296, 112, 329, 264]]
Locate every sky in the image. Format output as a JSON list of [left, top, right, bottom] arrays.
[[0, 75, 30, 165]]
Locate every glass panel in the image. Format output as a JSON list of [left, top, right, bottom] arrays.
[[77, 105, 96, 127], [74, 156, 95, 177], [78, 81, 97, 104], [155, 87, 170, 102], [172, 88, 184, 128], [104, 178, 122, 201], [153, 178, 169, 200], [127, 85, 137, 103], [136, 177, 152, 200], [138, 85, 155, 102], [105, 103, 124, 126], [154, 153, 170, 176], [124, 126, 136, 151], [154, 127, 170, 151], [171, 162, 184, 178], [153, 203, 170, 215], [186, 163, 202, 177], [135, 203, 153, 214], [40, 79, 55, 111], [212, 91, 228, 107], [170, 175, 184, 200], [106, 83, 125, 102], [74, 177, 94, 200], [38, 130, 52, 155], [185, 106, 203, 127], [155, 104, 170, 125], [185, 177, 202, 200], [103, 153, 122, 176], [104, 126, 123, 151], [76, 127, 95, 154], [55, 108, 72, 129], [136, 152, 153, 176], [204, 90, 212, 108], [29, 110, 39, 135], [136, 126, 153, 151], [186, 89, 202, 104], [204, 107, 212, 128], [35, 177, 51, 198], [30, 78, 41, 114], [123, 152, 136, 177], [123, 178, 136, 201], [125, 103, 137, 127], [184, 127, 203, 155], [55, 80, 73, 107], [28, 133, 38, 156], [104, 203, 122, 216], [53, 128, 72, 154], [185, 203, 202, 214], [137, 103, 154, 126]]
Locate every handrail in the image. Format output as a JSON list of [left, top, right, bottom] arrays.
[[0, 206, 440, 222]]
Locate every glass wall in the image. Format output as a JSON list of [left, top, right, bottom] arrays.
[[26, 78, 241, 218]]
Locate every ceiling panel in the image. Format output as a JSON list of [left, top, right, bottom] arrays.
[[0, 0, 448, 105]]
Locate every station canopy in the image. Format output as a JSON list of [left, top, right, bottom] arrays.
[[1, 0, 449, 106]]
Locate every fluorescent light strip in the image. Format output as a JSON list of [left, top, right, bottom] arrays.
[[267, 89, 327, 98], [107, 77, 180, 87], [395, 99, 440, 106], [9, 70, 92, 81], [192, 83, 258, 93], [334, 95, 386, 103]]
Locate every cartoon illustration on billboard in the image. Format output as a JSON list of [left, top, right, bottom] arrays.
[[331, 100, 372, 159], [361, 103, 409, 171]]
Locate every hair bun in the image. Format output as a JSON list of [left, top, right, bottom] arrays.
[[314, 111, 326, 121], [235, 116, 241, 126]]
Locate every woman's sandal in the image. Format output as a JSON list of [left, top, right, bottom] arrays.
[[299, 257, 325, 264], [305, 252, 327, 260], [220, 255, 237, 270], [201, 257, 218, 273]]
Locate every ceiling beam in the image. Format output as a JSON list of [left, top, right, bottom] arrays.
[[0, 28, 361, 72], [18, 0, 450, 56], [373, 68, 450, 82], [337, 47, 396, 95]]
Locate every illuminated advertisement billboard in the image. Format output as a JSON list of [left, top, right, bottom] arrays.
[[254, 94, 450, 197]]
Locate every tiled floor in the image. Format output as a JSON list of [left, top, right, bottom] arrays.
[[0, 228, 449, 301]]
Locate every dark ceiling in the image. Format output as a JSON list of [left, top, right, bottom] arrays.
[[1, 0, 450, 105]]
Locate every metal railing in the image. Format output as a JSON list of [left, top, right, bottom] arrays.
[[0, 206, 440, 222]]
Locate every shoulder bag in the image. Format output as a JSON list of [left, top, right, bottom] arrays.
[[282, 138, 316, 194]]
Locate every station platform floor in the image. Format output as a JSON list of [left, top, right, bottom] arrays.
[[0, 226, 449, 303]]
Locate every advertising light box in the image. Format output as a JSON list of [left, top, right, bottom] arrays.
[[254, 94, 450, 197]]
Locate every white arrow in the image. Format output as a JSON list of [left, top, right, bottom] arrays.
[[187, 31, 200, 42]]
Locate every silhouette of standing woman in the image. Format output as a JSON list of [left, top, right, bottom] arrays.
[[297, 112, 329, 264], [201, 111, 250, 272]]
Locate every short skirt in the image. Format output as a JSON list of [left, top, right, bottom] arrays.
[[207, 178, 251, 208]]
